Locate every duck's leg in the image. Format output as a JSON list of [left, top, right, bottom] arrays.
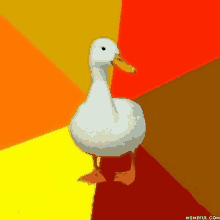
[[114, 149, 136, 185], [78, 156, 106, 184]]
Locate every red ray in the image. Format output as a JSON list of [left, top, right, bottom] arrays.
[[111, 0, 220, 99]]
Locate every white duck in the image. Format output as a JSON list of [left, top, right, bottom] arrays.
[[70, 38, 146, 185]]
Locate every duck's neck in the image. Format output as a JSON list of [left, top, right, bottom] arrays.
[[91, 64, 108, 84], [88, 64, 119, 116], [89, 64, 111, 99]]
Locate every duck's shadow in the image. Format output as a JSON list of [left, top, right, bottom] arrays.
[[91, 146, 211, 220]]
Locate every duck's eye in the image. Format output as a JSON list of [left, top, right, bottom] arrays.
[[102, 47, 106, 51]]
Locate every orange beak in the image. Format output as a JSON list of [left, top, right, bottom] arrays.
[[111, 54, 137, 73]]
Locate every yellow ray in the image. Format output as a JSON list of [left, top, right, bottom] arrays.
[[0, 0, 122, 95], [0, 127, 95, 220]]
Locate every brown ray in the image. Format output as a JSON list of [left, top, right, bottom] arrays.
[[134, 58, 220, 215]]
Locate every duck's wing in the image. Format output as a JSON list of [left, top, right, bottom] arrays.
[[113, 98, 144, 118]]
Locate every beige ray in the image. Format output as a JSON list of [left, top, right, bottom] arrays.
[[0, 0, 122, 94]]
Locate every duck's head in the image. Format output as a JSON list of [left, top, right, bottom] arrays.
[[90, 38, 137, 73]]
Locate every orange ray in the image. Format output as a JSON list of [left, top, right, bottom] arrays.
[[0, 16, 86, 149]]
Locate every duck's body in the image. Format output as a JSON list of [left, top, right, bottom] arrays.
[[70, 79, 146, 157], [70, 38, 146, 185]]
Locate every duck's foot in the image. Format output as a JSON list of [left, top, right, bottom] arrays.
[[78, 168, 106, 184], [114, 167, 135, 186]]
